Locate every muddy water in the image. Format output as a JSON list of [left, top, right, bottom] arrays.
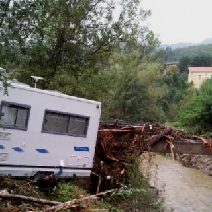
[[140, 154, 212, 212]]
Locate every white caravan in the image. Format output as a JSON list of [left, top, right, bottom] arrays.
[[0, 82, 101, 178]]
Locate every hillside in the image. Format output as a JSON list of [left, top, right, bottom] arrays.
[[161, 37, 212, 50], [164, 44, 212, 62], [201, 38, 212, 45]]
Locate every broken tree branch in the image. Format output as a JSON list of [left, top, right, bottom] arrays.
[[193, 136, 209, 146], [43, 189, 116, 212], [0, 194, 61, 206], [149, 128, 173, 147]]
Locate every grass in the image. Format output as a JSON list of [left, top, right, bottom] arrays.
[[49, 181, 86, 202]]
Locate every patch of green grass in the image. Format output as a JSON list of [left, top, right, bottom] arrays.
[[50, 181, 87, 202]]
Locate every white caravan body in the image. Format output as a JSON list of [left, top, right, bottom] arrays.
[[0, 82, 101, 177]]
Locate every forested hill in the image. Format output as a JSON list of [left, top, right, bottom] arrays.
[[164, 44, 212, 62]]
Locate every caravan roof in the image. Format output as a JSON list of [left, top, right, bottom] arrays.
[[1, 81, 101, 106]]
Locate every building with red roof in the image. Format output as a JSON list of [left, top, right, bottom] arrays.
[[188, 67, 212, 88]]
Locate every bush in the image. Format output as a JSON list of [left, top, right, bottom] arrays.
[[178, 78, 212, 134], [50, 181, 86, 202]]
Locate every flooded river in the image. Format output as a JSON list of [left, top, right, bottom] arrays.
[[140, 154, 212, 212]]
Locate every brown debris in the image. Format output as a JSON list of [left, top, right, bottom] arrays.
[[92, 123, 212, 191], [1, 123, 212, 211]]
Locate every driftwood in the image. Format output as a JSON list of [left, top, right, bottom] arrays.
[[43, 189, 116, 212], [93, 123, 212, 192], [165, 135, 176, 161], [98, 129, 133, 133], [96, 161, 104, 194], [141, 124, 146, 133], [1, 123, 212, 211], [193, 135, 209, 146], [0, 194, 61, 206], [148, 128, 173, 147]]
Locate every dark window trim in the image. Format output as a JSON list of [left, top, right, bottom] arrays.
[[0, 100, 31, 131], [42, 109, 90, 137]]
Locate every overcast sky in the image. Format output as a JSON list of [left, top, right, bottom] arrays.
[[141, 0, 212, 44]]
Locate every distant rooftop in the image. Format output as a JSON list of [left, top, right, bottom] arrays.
[[188, 67, 212, 72]]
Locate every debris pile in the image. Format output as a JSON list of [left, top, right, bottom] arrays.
[[91, 123, 212, 191], [1, 123, 212, 211]]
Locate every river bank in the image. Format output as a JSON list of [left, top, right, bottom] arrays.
[[140, 153, 212, 212], [178, 155, 212, 176]]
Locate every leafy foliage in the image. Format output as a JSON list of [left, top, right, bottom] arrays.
[[178, 56, 191, 73], [51, 181, 86, 203], [178, 55, 212, 73], [178, 78, 212, 133], [106, 158, 164, 212], [102, 50, 167, 123], [161, 66, 189, 121], [0, 0, 150, 93], [0, 0, 170, 124], [0, 70, 10, 95], [162, 44, 212, 62], [0, 0, 191, 124]]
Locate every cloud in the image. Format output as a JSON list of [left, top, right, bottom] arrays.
[[142, 0, 212, 44]]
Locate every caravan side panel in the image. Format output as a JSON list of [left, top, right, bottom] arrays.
[[0, 85, 101, 177]]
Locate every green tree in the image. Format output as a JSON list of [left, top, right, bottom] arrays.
[[162, 66, 189, 121], [0, 70, 9, 95], [178, 54, 212, 73], [0, 0, 151, 98], [164, 46, 174, 62], [178, 56, 191, 73], [158, 44, 212, 63], [178, 78, 212, 133], [103, 50, 167, 122], [190, 55, 212, 67]]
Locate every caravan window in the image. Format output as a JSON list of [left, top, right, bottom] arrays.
[[0, 101, 30, 130], [43, 112, 69, 134], [68, 116, 89, 136], [42, 110, 89, 137]]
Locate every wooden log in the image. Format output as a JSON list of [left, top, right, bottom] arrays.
[[98, 129, 133, 133], [148, 128, 172, 147], [166, 139, 176, 161], [141, 124, 146, 133], [193, 135, 209, 146], [96, 161, 104, 194], [0, 194, 61, 206], [151, 140, 212, 155]]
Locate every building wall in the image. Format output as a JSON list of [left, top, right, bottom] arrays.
[[189, 72, 212, 88]]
